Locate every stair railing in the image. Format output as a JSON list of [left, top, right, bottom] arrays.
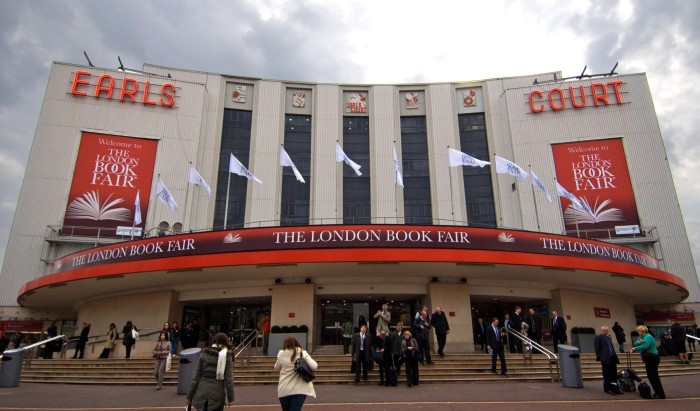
[[506, 328, 560, 382], [234, 329, 261, 370], [4, 335, 67, 371]]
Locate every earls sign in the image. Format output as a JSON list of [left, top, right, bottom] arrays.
[[529, 80, 624, 113], [70, 70, 176, 107]]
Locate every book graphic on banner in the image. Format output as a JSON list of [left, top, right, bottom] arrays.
[[65, 190, 131, 222], [563, 197, 624, 225]]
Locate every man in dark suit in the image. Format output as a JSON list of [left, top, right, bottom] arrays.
[[526, 308, 542, 353], [351, 324, 372, 384], [430, 306, 450, 357], [551, 310, 567, 353], [413, 311, 432, 364], [594, 326, 621, 395], [485, 317, 507, 375], [72, 322, 90, 359]]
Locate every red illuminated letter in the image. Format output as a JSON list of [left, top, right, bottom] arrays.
[[141, 81, 157, 105], [568, 85, 587, 108], [94, 74, 114, 99], [160, 83, 176, 107], [607, 80, 624, 104], [120, 77, 139, 103], [591, 83, 609, 106], [70, 70, 91, 96], [529, 90, 544, 113], [548, 88, 565, 111]]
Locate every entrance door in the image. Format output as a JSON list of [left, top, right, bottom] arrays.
[[203, 302, 270, 346]]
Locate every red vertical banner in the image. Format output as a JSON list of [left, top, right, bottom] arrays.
[[63, 132, 158, 237], [551, 138, 640, 237]]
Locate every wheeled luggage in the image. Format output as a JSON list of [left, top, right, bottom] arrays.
[[617, 352, 641, 392], [387, 358, 398, 386]]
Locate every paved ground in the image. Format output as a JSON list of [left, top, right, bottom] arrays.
[[1, 375, 699, 410]]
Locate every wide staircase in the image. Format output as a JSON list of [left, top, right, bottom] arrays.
[[19, 350, 700, 385]]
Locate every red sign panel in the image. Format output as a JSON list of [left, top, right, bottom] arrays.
[[51, 224, 660, 273], [0, 320, 44, 331], [594, 307, 611, 318], [552, 138, 640, 237], [63, 132, 158, 237], [641, 311, 696, 323]]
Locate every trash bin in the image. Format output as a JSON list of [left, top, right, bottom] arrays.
[[558, 344, 583, 388], [177, 347, 202, 394], [0, 349, 24, 388]]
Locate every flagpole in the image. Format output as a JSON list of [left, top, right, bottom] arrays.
[[529, 166, 541, 231], [183, 162, 192, 231], [154, 174, 161, 236], [447, 146, 455, 223], [131, 186, 138, 240], [493, 154, 504, 228], [224, 168, 231, 230], [336, 140, 340, 221], [554, 178, 579, 236]]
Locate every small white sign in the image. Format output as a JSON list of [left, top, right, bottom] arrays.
[[615, 225, 640, 235], [117, 226, 143, 236]]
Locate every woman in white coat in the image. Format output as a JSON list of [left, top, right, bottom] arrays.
[[274, 335, 317, 411]]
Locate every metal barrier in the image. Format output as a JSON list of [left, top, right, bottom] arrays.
[[234, 329, 261, 369], [506, 328, 560, 382], [0, 335, 66, 387]]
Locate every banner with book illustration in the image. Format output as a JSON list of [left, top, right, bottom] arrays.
[[551, 138, 640, 237], [62, 132, 158, 238]]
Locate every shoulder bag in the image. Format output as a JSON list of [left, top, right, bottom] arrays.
[[293, 351, 315, 382]]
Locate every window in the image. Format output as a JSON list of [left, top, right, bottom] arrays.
[[213, 109, 252, 230], [281, 115, 312, 226], [342, 117, 371, 224], [400, 116, 432, 225], [457, 113, 496, 227]]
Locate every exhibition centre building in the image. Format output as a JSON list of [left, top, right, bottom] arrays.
[[0, 61, 696, 353]]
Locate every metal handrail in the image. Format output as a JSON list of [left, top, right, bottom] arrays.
[[686, 333, 700, 342], [506, 328, 560, 382], [234, 329, 261, 369], [1, 335, 66, 370]]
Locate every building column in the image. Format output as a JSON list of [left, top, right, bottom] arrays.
[[270, 283, 316, 352], [427, 282, 473, 353]]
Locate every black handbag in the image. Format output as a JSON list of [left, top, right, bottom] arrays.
[[293, 352, 315, 382]]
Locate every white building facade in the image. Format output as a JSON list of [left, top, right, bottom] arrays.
[[0, 61, 695, 353]]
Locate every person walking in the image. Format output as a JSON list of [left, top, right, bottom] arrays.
[[341, 318, 353, 355], [351, 324, 372, 384], [486, 317, 507, 375], [670, 319, 689, 364], [612, 322, 626, 353], [186, 332, 234, 410], [391, 322, 405, 376], [475, 317, 486, 352], [430, 306, 450, 357], [550, 311, 567, 353], [122, 321, 137, 359], [413, 311, 432, 364], [99, 323, 119, 358], [400, 330, 420, 387], [43, 321, 58, 359], [171, 321, 180, 356], [594, 326, 621, 395], [526, 308, 542, 353], [72, 322, 90, 359], [274, 335, 317, 411], [153, 331, 171, 390], [631, 325, 666, 399]]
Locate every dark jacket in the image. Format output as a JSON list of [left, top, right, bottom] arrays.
[[670, 323, 685, 343], [430, 312, 450, 335], [510, 311, 523, 333], [122, 324, 136, 345], [611, 323, 626, 343], [551, 316, 567, 340], [413, 316, 431, 340], [485, 324, 505, 351], [187, 347, 234, 410], [526, 314, 541, 340], [351, 332, 372, 363], [594, 334, 619, 365]]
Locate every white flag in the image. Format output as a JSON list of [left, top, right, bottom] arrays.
[[280, 147, 306, 183], [448, 147, 490, 168], [229, 153, 262, 185], [393, 145, 404, 187], [495, 155, 529, 182], [556, 181, 585, 211], [336, 143, 362, 176], [156, 178, 179, 212], [133, 189, 142, 225], [188, 166, 212, 199], [530, 170, 552, 203]]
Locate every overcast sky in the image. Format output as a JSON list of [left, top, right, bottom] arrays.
[[1, 0, 699, 280]]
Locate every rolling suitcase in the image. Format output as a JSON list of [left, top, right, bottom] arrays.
[[617, 352, 641, 392], [387, 358, 397, 386]]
